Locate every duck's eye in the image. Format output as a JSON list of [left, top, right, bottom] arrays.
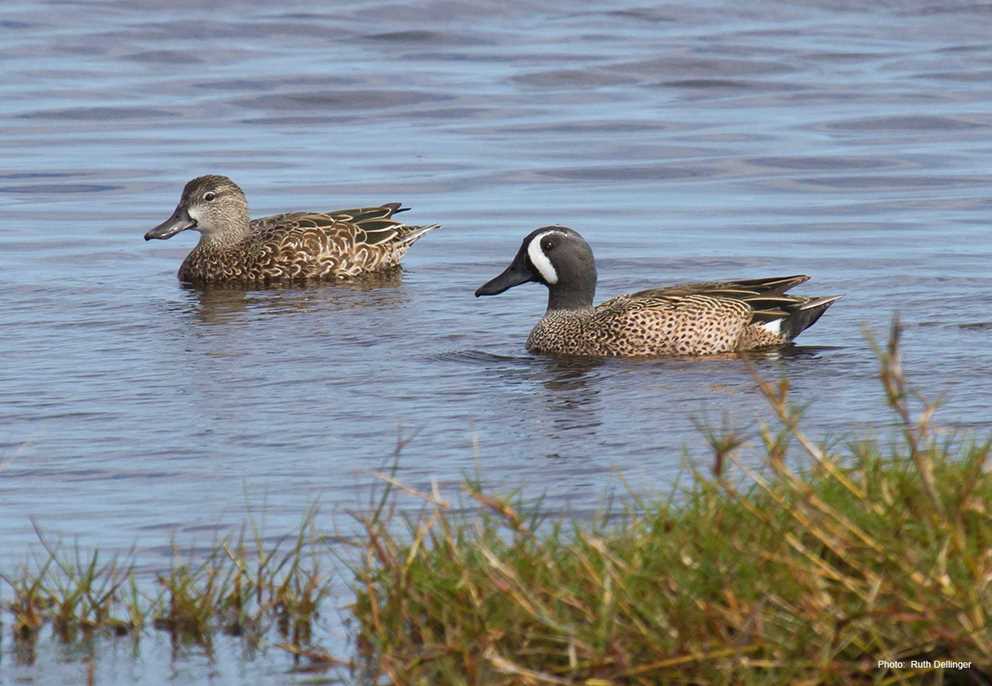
[[203, 192, 217, 202]]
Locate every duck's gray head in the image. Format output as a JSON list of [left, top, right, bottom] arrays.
[[144, 175, 249, 241], [475, 226, 597, 310]]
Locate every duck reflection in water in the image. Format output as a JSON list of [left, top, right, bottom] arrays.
[[532, 355, 607, 448], [178, 269, 408, 326]]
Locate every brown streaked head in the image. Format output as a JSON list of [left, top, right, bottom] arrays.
[[145, 175, 249, 241]]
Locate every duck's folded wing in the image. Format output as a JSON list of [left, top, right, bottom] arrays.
[[626, 275, 827, 321], [328, 205, 439, 246], [254, 204, 436, 247], [629, 274, 810, 299], [593, 291, 751, 322], [597, 278, 839, 342], [324, 202, 407, 225]]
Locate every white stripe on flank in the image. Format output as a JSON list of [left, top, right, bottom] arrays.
[[761, 319, 783, 335], [527, 232, 559, 284]]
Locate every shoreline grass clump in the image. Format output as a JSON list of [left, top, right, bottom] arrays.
[[1, 523, 140, 664], [0, 508, 340, 668], [352, 322, 992, 684]]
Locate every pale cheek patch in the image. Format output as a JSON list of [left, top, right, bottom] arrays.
[[527, 233, 558, 284], [186, 206, 205, 232]]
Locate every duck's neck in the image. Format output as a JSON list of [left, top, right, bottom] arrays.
[[546, 280, 596, 312], [196, 220, 251, 251]]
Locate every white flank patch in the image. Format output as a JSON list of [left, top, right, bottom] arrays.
[[761, 319, 783, 335], [527, 232, 559, 284]]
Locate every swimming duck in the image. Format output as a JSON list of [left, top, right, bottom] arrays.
[[475, 226, 839, 356], [144, 175, 440, 284]]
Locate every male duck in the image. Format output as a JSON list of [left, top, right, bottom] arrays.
[[475, 226, 839, 357], [145, 175, 439, 284]]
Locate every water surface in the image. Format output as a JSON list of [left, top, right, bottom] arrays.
[[3, 0, 992, 682]]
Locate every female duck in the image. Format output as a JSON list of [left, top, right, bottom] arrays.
[[475, 226, 839, 357], [145, 175, 439, 284]]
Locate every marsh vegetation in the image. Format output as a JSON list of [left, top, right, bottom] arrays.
[[4, 324, 991, 684]]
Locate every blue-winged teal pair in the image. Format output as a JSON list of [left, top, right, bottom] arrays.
[[146, 175, 839, 357]]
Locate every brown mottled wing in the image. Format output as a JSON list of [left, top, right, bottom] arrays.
[[593, 291, 751, 323], [321, 203, 407, 240], [251, 203, 405, 235], [623, 275, 814, 324], [326, 205, 416, 246], [583, 275, 834, 355], [324, 205, 439, 260], [249, 204, 436, 279], [326, 202, 407, 221], [628, 274, 809, 299]]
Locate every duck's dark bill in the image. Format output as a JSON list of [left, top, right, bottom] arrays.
[[475, 262, 534, 297], [145, 206, 196, 241]]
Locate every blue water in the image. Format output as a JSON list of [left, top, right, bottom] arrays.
[[3, 0, 992, 682]]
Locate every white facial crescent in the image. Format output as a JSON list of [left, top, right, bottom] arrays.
[[527, 232, 559, 285]]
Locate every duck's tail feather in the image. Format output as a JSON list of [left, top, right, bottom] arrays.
[[396, 223, 441, 245], [380, 202, 411, 216], [784, 295, 842, 340]]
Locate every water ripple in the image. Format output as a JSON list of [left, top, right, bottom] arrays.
[[3, 0, 992, 678]]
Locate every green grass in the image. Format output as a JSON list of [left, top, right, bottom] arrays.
[[0, 507, 343, 670], [351, 322, 992, 684]]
